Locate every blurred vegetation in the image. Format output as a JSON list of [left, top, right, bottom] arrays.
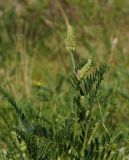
[[0, 0, 129, 159]]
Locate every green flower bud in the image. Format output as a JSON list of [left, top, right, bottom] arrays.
[[77, 59, 92, 80], [86, 110, 90, 118], [80, 96, 87, 107], [65, 25, 75, 53]]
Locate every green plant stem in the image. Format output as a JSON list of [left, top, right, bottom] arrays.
[[97, 97, 110, 136], [81, 126, 88, 157], [70, 52, 76, 73], [88, 122, 100, 145]]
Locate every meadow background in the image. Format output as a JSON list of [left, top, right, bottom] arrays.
[[0, 0, 129, 158]]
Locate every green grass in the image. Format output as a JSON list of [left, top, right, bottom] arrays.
[[0, 0, 129, 159]]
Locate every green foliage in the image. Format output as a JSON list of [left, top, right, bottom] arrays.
[[0, 56, 127, 159], [0, 0, 129, 159]]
